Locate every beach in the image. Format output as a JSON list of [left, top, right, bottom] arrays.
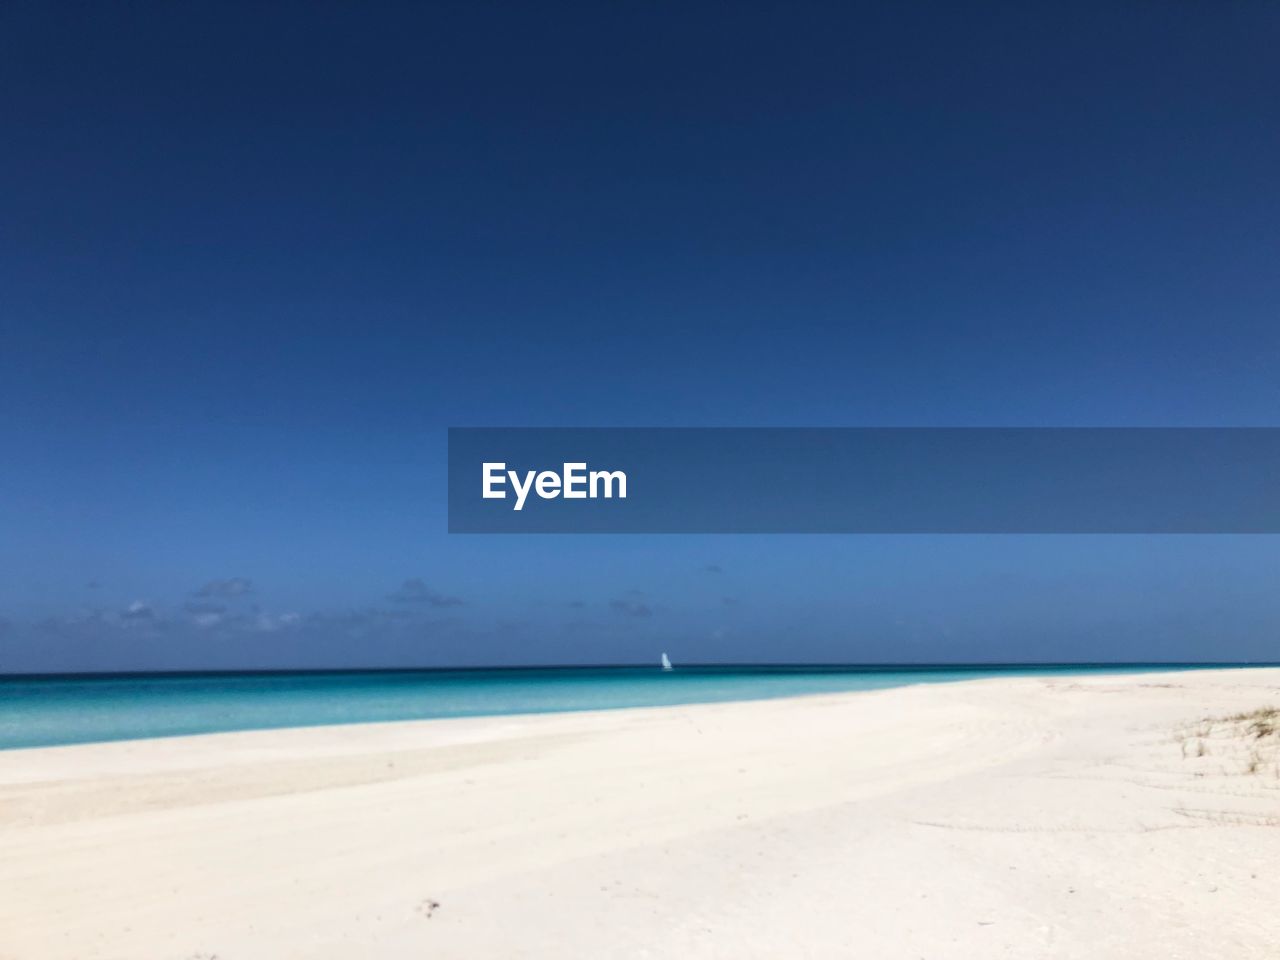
[[2, 667, 1278, 959]]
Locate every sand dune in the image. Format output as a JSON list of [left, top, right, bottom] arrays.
[[2, 668, 1279, 958]]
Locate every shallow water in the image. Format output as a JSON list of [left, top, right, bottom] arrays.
[[0, 663, 1247, 750]]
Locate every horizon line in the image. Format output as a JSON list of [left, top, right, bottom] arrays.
[[3, 661, 1273, 681]]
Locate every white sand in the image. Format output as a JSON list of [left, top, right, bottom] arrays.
[[2, 668, 1279, 959]]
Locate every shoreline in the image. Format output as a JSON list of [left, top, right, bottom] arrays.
[[0, 664, 1271, 778], [3, 666, 1279, 957], [1, 662, 1266, 754]]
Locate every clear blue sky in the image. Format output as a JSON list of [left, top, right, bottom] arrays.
[[3, 2, 1279, 671]]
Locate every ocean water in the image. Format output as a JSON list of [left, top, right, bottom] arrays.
[[0, 664, 1241, 750]]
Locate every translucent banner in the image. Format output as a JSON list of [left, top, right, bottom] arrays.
[[448, 428, 1280, 533]]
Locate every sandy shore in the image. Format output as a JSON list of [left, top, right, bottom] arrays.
[[2, 668, 1279, 959]]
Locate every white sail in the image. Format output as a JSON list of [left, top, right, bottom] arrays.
[[661, 652, 673, 671]]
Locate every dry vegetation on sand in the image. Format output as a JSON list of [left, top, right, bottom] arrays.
[[1177, 705, 1280, 780]]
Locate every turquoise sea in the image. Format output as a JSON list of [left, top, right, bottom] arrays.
[[0, 663, 1250, 750]]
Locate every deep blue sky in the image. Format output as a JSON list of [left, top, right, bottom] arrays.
[[3, 2, 1279, 671]]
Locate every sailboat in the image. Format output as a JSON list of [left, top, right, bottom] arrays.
[[660, 652, 673, 671]]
